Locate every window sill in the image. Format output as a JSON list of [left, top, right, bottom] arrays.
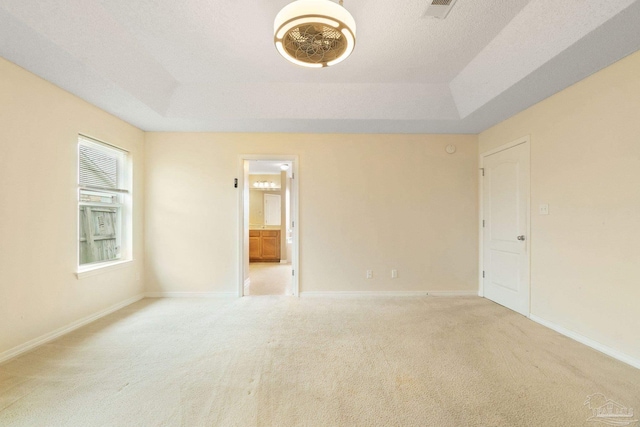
[[76, 259, 134, 280]]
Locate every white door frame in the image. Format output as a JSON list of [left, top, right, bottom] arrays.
[[238, 154, 299, 297], [478, 136, 531, 316]]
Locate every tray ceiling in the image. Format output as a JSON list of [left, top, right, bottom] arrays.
[[1, 0, 639, 133]]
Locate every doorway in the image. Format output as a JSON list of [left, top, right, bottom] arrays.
[[238, 155, 299, 297], [480, 137, 530, 316]]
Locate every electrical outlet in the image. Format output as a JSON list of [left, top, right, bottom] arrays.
[[391, 269, 398, 279], [539, 204, 549, 215], [366, 270, 373, 279]]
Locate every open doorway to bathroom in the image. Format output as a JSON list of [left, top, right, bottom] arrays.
[[238, 156, 298, 296]]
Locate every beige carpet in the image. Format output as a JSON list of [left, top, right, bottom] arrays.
[[1, 297, 639, 426], [247, 263, 292, 296]]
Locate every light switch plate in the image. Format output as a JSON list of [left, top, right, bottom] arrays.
[[539, 204, 549, 215]]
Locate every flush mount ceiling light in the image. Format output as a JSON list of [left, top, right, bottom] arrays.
[[274, 0, 356, 68]]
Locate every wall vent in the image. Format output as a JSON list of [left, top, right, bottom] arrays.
[[423, 0, 458, 19]]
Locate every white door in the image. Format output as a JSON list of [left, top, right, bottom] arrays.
[[264, 193, 281, 226], [482, 141, 530, 316]]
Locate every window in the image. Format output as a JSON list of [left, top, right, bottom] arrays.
[[78, 136, 131, 268]]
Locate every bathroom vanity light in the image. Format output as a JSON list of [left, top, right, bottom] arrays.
[[253, 181, 280, 189]]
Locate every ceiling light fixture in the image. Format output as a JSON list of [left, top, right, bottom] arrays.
[[253, 181, 280, 190], [280, 164, 290, 171], [274, 0, 356, 68]]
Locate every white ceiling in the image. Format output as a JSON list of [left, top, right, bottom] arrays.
[[1, 0, 639, 133], [249, 160, 290, 175]]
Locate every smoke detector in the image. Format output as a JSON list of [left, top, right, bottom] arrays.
[[423, 0, 458, 19]]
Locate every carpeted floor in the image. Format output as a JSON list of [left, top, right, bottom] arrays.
[[247, 263, 292, 295], [1, 296, 639, 426]]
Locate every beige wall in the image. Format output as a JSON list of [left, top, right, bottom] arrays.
[[479, 50, 640, 360], [145, 133, 478, 294], [0, 58, 145, 356]]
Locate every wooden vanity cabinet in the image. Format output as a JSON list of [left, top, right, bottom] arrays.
[[249, 230, 281, 262]]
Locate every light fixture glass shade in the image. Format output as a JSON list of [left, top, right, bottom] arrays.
[[253, 180, 281, 190], [274, 0, 356, 68]]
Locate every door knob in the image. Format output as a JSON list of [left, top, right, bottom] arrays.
[[517, 235, 526, 241]]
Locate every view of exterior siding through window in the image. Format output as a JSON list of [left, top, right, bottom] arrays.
[[78, 137, 128, 265]]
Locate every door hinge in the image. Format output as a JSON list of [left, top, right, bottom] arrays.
[[292, 173, 295, 179], [480, 168, 485, 176], [292, 270, 295, 276], [482, 271, 485, 278], [482, 220, 485, 228], [234, 178, 238, 188], [292, 221, 295, 228]]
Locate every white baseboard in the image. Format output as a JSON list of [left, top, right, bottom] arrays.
[[300, 290, 478, 298], [145, 292, 236, 298], [530, 314, 640, 370], [0, 294, 144, 365]]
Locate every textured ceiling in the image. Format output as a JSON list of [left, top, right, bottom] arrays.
[[249, 160, 291, 175], [1, 0, 639, 133]]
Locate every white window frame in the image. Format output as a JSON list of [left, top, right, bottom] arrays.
[[76, 135, 132, 278]]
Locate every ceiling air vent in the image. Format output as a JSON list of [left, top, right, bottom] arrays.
[[423, 0, 458, 19]]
